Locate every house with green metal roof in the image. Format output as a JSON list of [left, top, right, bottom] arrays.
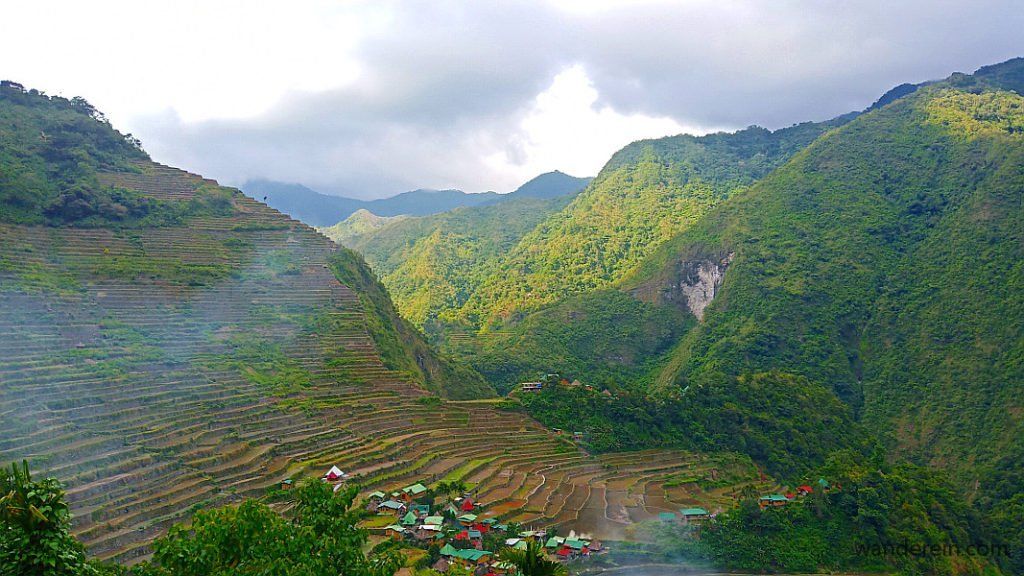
[[403, 483, 429, 496], [368, 491, 386, 501], [545, 536, 564, 548], [565, 538, 588, 550], [758, 494, 790, 508], [377, 500, 407, 513], [680, 507, 710, 521], [454, 549, 492, 563], [423, 515, 445, 525], [440, 543, 459, 557], [457, 513, 477, 526], [401, 511, 418, 526]]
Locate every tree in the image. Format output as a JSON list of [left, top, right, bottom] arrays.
[[143, 480, 401, 576], [0, 461, 97, 575], [498, 540, 567, 576], [436, 480, 467, 502]]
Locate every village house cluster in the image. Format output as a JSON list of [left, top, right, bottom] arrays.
[[757, 478, 832, 509], [344, 474, 607, 574], [303, 464, 837, 574], [517, 374, 613, 398]]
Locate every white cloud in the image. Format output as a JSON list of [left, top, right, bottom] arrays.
[[0, 0, 370, 123], [484, 65, 701, 188], [3, 0, 1022, 197]]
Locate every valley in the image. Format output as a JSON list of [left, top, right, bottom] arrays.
[[0, 152, 761, 564], [0, 46, 1021, 576]]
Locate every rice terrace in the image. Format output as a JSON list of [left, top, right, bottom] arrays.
[[1, 3, 1022, 576]]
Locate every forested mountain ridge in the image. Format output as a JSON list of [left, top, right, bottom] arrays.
[[383, 116, 859, 390], [456, 115, 857, 328], [242, 180, 499, 227], [319, 208, 408, 246], [609, 61, 1024, 568], [430, 61, 1022, 573], [317, 171, 592, 329], [338, 194, 576, 328]]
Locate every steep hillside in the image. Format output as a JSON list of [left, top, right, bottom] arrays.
[[456, 290, 692, 394], [629, 70, 1022, 428], [327, 246, 495, 400], [457, 117, 855, 328], [0, 82, 760, 564], [319, 209, 408, 246], [344, 195, 575, 329], [621, 65, 1023, 565]]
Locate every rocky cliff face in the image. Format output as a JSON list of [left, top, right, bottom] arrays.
[[629, 252, 733, 320], [677, 253, 733, 320]]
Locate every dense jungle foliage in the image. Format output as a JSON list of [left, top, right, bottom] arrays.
[[455, 116, 855, 328], [646, 453, 1013, 576], [341, 195, 574, 330], [459, 290, 690, 394]]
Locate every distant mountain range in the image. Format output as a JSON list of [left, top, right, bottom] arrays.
[[242, 171, 592, 227]]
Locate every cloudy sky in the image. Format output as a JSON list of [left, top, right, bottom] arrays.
[[3, 1, 1023, 198]]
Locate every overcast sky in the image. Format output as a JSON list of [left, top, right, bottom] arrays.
[[3, 1, 1023, 198]]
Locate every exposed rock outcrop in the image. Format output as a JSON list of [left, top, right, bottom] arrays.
[[678, 253, 733, 320]]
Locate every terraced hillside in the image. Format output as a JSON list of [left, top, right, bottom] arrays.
[[0, 157, 762, 563]]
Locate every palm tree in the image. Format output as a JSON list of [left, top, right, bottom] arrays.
[[499, 539, 567, 576], [451, 480, 467, 497], [436, 480, 452, 500], [437, 479, 468, 502]]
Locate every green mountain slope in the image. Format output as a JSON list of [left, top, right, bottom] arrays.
[[459, 289, 692, 394], [457, 117, 855, 328], [319, 208, 408, 246], [344, 194, 575, 329], [618, 64, 1023, 569], [328, 246, 494, 399], [628, 73, 1023, 439]]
